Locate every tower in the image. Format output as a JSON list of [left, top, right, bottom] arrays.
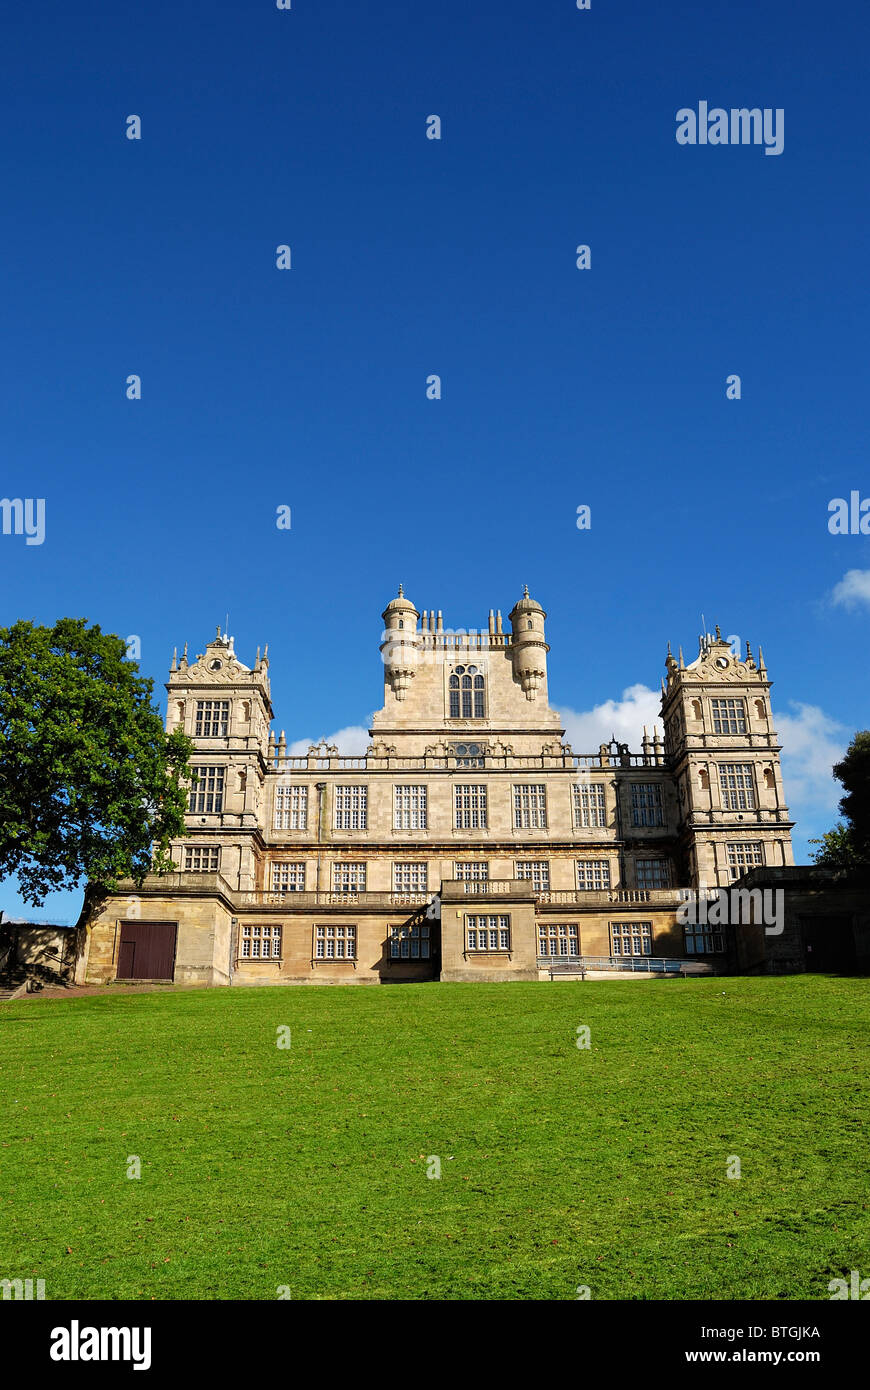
[[661, 627, 794, 888], [508, 585, 550, 701], [379, 585, 422, 702], [167, 628, 274, 891]]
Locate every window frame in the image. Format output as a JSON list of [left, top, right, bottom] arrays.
[[465, 913, 511, 953], [393, 784, 428, 831], [635, 858, 671, 890], [718, 763, 757, 811], [573, 781, 607, 828], [537, 922, 580, 958], [609, 921, 653, 957], [513, 784, 548, 830], [183, 845, 221, 873], [271, 861, 306, 893], [454, 783, 488, 829], [314, 924, 357, 960], [241, 923, 282, 960], [389, 922, 431, 961], [629, 782, 664, 828], [188, 764, 225, 814], [710, 697, 747, 735], [514, 859, 550, 892], [194, 699, 230, 738], [275, 783, 308, 830], [333, 784, 368, 830], [576, 858, 611, 891]]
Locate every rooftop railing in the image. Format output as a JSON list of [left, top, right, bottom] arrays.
[[268, 751, 668, 772]]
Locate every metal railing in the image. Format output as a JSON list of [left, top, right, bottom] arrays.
[[539, 955, 715, 976]]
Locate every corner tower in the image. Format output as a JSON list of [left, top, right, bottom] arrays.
[[661, 627, 794, 888], [166, 629, 273, 891], [509, 585, 550, 701]]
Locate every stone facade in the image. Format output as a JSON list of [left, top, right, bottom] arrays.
[[80, 588, 795, 986]]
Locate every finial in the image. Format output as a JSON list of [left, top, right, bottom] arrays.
[[523, 584, 529, 598], [182, 642, 188, 660], [170, 646, 177, 673], [398, 583, 404, 597], [757, 644, 766, 671], [715, 623, 721, 640], [746, 641, 753, 663], [678, 646, 685, 669], [667, 640, 672, 656], [216, 624, 221, 639]]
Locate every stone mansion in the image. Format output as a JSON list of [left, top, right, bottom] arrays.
[[80, 586, 795, 986]]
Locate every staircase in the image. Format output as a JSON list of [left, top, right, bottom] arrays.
[[0, 981, 27, 1002], [0, 964, 29, 1002]]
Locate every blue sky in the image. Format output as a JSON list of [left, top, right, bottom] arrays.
[[1, 0, 868, 922]]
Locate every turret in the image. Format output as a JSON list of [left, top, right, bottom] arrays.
[[379, 585, 422, 701], [509, 585, 549, 701]]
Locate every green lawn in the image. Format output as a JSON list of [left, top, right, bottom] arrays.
[[0, 976, 867, 1301]]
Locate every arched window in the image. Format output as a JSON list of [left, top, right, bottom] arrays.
[[449, 665, 485, 718], [528, 619, 533, 630], [398, 619, 404, 629]]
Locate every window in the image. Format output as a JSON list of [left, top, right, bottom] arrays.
[[390, 923, 431, 960], [334, 785, 368, 829], [576, 859, 611, 891], [573, 781, 606, 828], [636, 859, 670, 890], [184, 846, 220, 872], [272, 862, 305, 893], [630, 783, 664, 827], [315, 925, 356, 960], [454, 861, 489, 881], [393, 862, 428, 895], [726, 842, 763, 879], [455, 784, 487, 829], [188, 765, 225, 813], [514, 784, 548, 829], [448, 665, 486, 718], [466, 914, 510, 952], [241, 924, 282, 959], [394, 785, 428, 830], [515, 860, 550, 892], [195, 700, 229, 737], [610, 921, 652, 956], [275, 784, 308, 830], [450, 742, 485, 767], [538, 923, 579, 957], [685, 928, 725, 955], [711, 698, 747, 735], [719, 763, 756, 810], [332, 862, 366, 894]]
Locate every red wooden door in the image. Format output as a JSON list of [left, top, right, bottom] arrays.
[[117, 923, 177, 980]]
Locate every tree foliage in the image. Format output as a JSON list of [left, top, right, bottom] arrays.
[[0, 618, 193, 906], [811, 731, 870, 868]]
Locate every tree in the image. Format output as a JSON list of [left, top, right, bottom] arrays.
[[810, 731, 870, 868], [0, 618, 193, 910]]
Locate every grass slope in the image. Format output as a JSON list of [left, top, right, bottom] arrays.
[[0, 976, 867, 1301]]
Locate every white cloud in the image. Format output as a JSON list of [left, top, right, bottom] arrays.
[[556, 684, 662, 752], [286, 724, 371, 756], [774, 701, 848, 846], [831, 569, 870, 610]]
